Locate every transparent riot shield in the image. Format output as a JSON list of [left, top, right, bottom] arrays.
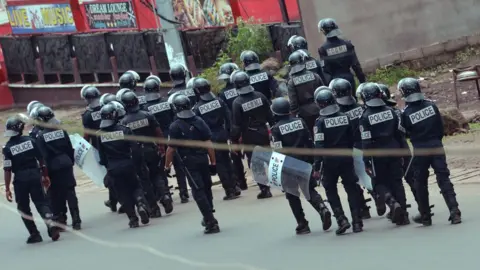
[[69, 134, 106, 187], [251, 146, 312, 200]]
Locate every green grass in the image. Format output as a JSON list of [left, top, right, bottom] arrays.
[[469, 123, 480, 130], [368, 66, 419, 87]]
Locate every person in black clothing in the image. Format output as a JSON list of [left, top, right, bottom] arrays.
[[168, 64, 197, 106], [231, 71, 275, 199], [313, 89, 363, 235], [27, 102, 44, 139], [317, 18, 366, 88], [270, 97, 332, 234], [192, 78, 240, 200], [120, 71, 147, 106], [241, 50, 279, 100], [35, 106, 82, 230], [359, 83, 409, 226], [3, 116, 61, 243], [399, 77, 461, 226], [97, 103, 150, 228], [120, 91, 172, 218], [165, 94, 220, 234], [288, 35, 327, 83], [81, 86, 102, 148]]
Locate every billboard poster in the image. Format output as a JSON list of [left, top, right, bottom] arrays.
[[173, 0, 234, 29], [84, 1, 137, 30], [0, 0, 8, 25], [7, 3, 77, 34]]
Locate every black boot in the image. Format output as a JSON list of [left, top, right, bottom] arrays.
[[118, 205, 125, 214], [235, 186, 242, 196], [360, 205, 371, 219], [223, 189, 240, 200], [333, 209, 351, 235], [129, 219, 140, 228], [238, 171, 248, 190], [47, 220, 61, 242], [257, 187, 272, 199], [449, 208, 462, 225], [396, 211, 410, 226], [311, 200, 332, 231], [296, 221, 311, 235], [56, 215, 67, 232], [150, 205, 162, 218], [351, 210, 364, 233], [180, 190, 189, 203], [71, 210, 82, 231], [371, 191, 387, 216], [104, 200, 117, 212], [161, 194, 174, 214], [413, 204, 434, 226], [204, 219, 220, 234], [26, 233, 43, 244], [385, 193, 405, 224], [136, 199, 150, 225]]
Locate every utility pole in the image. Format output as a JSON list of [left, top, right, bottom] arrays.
[[154, 0, 190, 79]]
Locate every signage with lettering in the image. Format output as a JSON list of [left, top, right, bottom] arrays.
[[84, 1, 137, 30], [7, 4, 76, 34]]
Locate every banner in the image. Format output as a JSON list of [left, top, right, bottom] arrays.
[[84, 1, 137, 30], [7, 3, 76, 34], [173, 0, 234, 29], [0, 0, 8, 25]]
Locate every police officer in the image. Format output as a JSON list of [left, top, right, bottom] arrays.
[[287, 50, 323, 132], [289, 36, 327, 83], [142, 78, 186, 202], [192, 78, 240, 200], [217, 64, 247, 190], [165, 94, 220, 234], [313, 89, 363, 234], [81, 86, 102, 147], [378, 83, 418, 207], [3, 116, 61, 243], [329, 78, 383, 218], [359, 83, 409, 225], [97, 103, 150, 228], [399, 77, 461, 226], [120, 91, 173, 217], [119, 72, 147, 106], [100, 93, 117, 107], [317, 18, 366, 87], [35, 106, 82, 230], [231, 71, 274, 199], [28, 102, 44, 139], [270, 97, 332, 234], [241, 50, 278, 100], [168, 64, 197, 106]]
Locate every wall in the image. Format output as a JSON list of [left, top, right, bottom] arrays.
[[298, 0, 480, 63]]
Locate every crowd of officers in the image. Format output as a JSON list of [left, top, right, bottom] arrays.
[[3, 18, 462, 244]]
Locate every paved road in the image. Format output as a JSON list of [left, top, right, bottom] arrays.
[[1, 183, 479, 270]]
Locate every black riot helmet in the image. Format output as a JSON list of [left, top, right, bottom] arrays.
[[378, 84, 396, 106], [116, 88, 131, 104], [232, 71, 254, 95], [36, 106, 58, 124], [186, 77, 197, 89], [172, 94, 195, 119], [291, 36, 308, 51], [193, 78, 215, 101], [270, 97, 291, 116], [289, 50, 307, 74], [318, 18, 342, 38], [315, 89, 339, 116], [330, 78, 355, 105], [169, 64, 187, 85], [120, 91, 140, 112], [218, 63, 239, 81], [99, 93, 117, 106], [83, 86, 101, 109], [356, 83, 367, 103], [125, 70, 140, 82], [4, 116, 25, 137], [143, 78, 161, 102], [287, 35, 298, 53], [362, 83, 386, 107], [398, 77, 424, 102], [314, 86, 331, 100], [27, 100, 42, 115], [99, 103, 119, 128], [146, 75, 162, 85], [119, 72, 136, 90], [241, 50, 261, 71]]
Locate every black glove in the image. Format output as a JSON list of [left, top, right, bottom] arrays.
[[209, 164, 217, 176], [164, 167, 172, 177]]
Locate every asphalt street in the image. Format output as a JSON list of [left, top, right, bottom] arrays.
[[1, 183, 479, 270]]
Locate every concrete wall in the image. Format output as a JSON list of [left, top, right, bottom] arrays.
[[299, 0, 480, 63]]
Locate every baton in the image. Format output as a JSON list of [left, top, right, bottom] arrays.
[[173, 151, 199, 189]]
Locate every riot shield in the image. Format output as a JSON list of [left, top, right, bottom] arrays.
[[251, 146, 312, 200], [69, 134, 106, 187]]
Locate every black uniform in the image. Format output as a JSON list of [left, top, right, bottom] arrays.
[[271, 114, 332, 233], [143, 97, 175, 137], [3, 135, 60, 240], [360, 104, 408, 224], [218, 82, 239, 111], [194, 95, 237, 199], [120, 108, 171, 217], [98, 123, 149, 227], [81, 107, 102, 149], [287, 69, 323, 131], [231, 91, 274, 198], [314, 109, 363, 234], [246, 69, 278, 101], [403, 99, 460, 223], [168, 83, 197, 107], [36, 127, 81, 228], [318, 38, 366, 88], [29, 125, 42, 139], [169, 116, 217, 224]]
